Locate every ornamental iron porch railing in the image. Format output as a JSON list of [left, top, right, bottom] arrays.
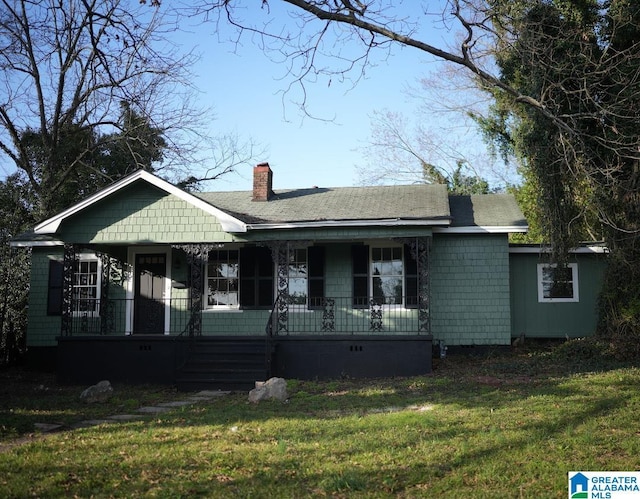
[[63, 297, 192, 336], [266, 295, 429, 337], [63, 295, 429, 337]]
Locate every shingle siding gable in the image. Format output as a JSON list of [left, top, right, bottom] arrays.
[[58, 183, 233, 244]]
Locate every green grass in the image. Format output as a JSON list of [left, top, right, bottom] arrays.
[[1, 340, 639, 497]]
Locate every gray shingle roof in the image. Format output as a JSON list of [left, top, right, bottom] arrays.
[[11, 176, 528, 247], [197, 184, 452, 224], [448, 194, 527, 228]]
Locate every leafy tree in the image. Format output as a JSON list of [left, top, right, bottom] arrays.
[[449, 161, 490, 195], [0, 107, 167, 365], [0, 174, 32, 365], [18, 102, 167, 214]]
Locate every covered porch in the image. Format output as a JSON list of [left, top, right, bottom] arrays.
[[56, 239, 434, 388]]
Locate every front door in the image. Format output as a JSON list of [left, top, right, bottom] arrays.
[[134, 254, 167, 334]]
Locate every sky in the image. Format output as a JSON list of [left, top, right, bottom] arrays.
[[171, 2, 501, 193]]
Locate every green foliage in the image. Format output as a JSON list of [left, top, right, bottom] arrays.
[[477, 0, 640, 352], [20, 102, 167, 218], [507, 169, 544, 243], [478, 1, 602, 260], [1, 102, 167, 364], [448, 160, 491, 195], [0, 176, 33, 365], [597, 251, 640, 360]]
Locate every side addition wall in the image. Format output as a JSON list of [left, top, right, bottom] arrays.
[[509, 251, 606, 339]]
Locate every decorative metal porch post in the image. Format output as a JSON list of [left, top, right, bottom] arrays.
[[174, 244, 213, 337], [61, 243, 76, 336], [270, 242, 290, 334], [99, 253, 111, 335], [406, 237, 431, 334], [97, 253, 128, 335]]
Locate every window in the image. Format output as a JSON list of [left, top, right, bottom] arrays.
[[537, 263, 579, 302], [73, 258, 100, 314], [285, 246, 325, 308], [208, 245, 325, 310], [288, 248, 308, 305], [352, 244, 416, 308], [206, 250, 239, 307], [48, 256, 101, 315], [371, 246, 403, 305]]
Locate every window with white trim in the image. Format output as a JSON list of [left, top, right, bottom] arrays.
[[371, 246, 404, 305], [352, 244, 416, 308], [537, 263, 579, 302], [288, 248, 308, 306], [48, 256, 101, 315], [206, 249, 239, 308], [73, 256, 101, 315]]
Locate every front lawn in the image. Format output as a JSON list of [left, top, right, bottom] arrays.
[[1, 340, 638, 497]]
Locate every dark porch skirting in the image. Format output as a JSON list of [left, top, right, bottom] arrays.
[[272, 335, 433, 380], [57, 336, 183, 385], [56, 334, 433, 387]]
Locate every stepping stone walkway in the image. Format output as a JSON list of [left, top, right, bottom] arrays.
[[35, 390, 232, 434]]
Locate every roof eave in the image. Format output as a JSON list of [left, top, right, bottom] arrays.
[[9, 239, 64, 248], [509, 244, 608, 254], [433, 225, 529, 234], [243, 218, 452, 231]]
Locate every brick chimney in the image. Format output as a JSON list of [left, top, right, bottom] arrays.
[[252, 162, 273, 201]]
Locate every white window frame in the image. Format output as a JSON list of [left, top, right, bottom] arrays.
[[370, 243, 405, 307], [286, 247, 308, 308], [72, 254, 101, 317], [205, 248, 240, 310], [537, 263, 579, 303]]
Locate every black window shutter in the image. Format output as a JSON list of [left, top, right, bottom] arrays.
[[308, 245, 325, 308], [404, 244, 418, 309], [352, 245, 369, 308], [239, 247, 257, 308], [47, 260, 64, 316], [239, 246, 274, 309], [256, 247, 274, 307]]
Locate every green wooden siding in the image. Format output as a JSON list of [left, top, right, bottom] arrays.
[[57, 182, 234, 244], [430, 234, 512, 345], [199, 242, 419, 336], [509, 252, 606, 338], [27, 234, 521, 345], [27, 249, 63, 347]]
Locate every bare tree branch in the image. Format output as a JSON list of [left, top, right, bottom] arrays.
[[0, 0, 256, 217]]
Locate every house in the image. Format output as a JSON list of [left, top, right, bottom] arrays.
[[10, 163, 606, 389]]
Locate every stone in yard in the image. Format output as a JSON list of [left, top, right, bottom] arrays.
[[248, 377, 288, 403], [80, 380, 113, 403]]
